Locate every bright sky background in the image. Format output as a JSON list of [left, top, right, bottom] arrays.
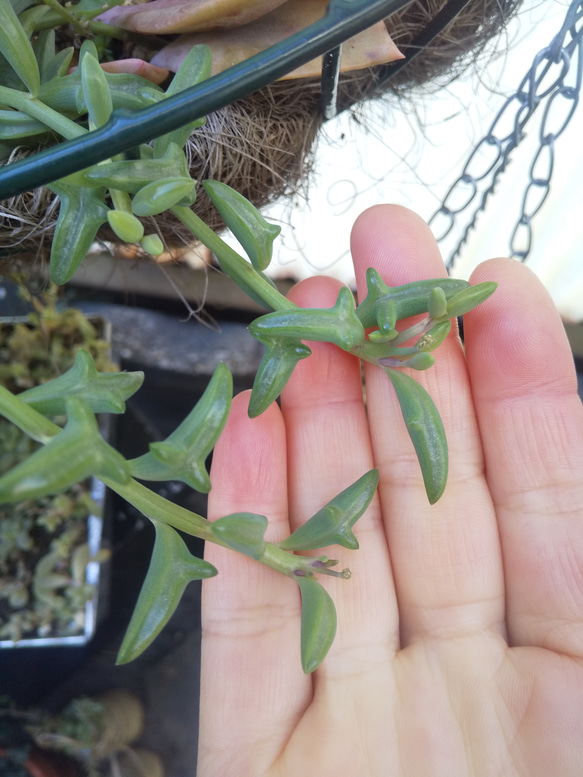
[[252, 0, 583, 321]]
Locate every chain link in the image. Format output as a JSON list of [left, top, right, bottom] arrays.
[[428, 0, 583, 269]]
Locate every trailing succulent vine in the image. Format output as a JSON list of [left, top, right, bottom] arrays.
[[0, 1, 497, 672]]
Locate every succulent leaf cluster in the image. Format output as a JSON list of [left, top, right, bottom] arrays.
[[0, 3, 497, 671]]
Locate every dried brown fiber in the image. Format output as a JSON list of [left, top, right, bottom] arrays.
[[0, 0, 522, 263]]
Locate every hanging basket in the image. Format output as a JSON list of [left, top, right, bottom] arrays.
[[0, 0, 521, 269]]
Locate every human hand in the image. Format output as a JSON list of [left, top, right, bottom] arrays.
[[198, 204, 583, 776]]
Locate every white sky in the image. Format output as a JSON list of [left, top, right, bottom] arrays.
[[250, 0, 583, 321]]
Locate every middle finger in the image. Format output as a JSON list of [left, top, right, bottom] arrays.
[[351, 204, 506, 646]]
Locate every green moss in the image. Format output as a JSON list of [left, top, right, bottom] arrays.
[[0, 284, 112, 642]]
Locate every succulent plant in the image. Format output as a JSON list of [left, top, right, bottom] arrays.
[[0, 285, 118, 643]]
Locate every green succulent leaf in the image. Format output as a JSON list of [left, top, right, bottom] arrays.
[[444, 282, 498, 319], [0, 108, 48, 140], [249, 287, 365, 351], [129, 363, 232, 492], [401, 352, 435, 371], [0, 0, 40, 94], [384, 368, 448, 504], [18, 349, 144, 415], [33, 29, 56, 81], [107, 209, 144, 244], [48, 180, 109, 284], [153, 44, 212, 158], [84, 142, 190, 192], [9, 0, 35, 14], [38, 67, 163, 117], [248, 336, 311, 418], [80, 41, 112, 129], [36, 70, 84, 116], [355, 267, 391, 325], [368, 298, 398, 342], [297, 576, 337, 674], [203, 180, 281, 272], [161, 43, 212, 98], [0, 384, 60, 443], [17, 4, 52, 37], [427, 286, 448, 320], [117, 520, 217, 665], [210, 512, 268, 560], [356, 269, 470, 329], [132, 176, 196, 217], [141, 234, 164, 256], [136, 85, 163, 106], [415, 320, 452, 352], [367, 328, 397, 344], [0, 398, 130, 503], [41, 45, 74, 83], [279, 469, 379, 551]]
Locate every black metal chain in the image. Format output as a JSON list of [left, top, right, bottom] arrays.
[[428, 0, 583, 269]]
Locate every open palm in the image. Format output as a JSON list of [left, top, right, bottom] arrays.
[[198, 205, 583, 776]]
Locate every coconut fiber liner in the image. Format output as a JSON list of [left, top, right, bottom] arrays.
[[0, 0, 521, 263]]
